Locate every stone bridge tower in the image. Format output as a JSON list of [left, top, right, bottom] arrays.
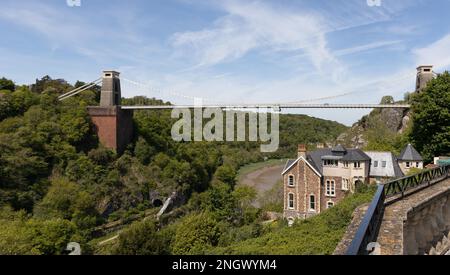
[[87, 71, 134, 153], [416, 65, 435, 93]]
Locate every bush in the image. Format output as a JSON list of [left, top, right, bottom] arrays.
[[208, 188, 375, 255], [171, 212, 221, 255]]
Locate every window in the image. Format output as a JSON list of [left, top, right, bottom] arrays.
[[344, 161, 349, 168], [323, 160, 338, 167], [342, 178, 349, 191], [309, 195, 316, 211], [288, 175, 295, 187], [406, 162, 411, 168], [416, 162, 420, 168], [382, 161, 387, 168], [374, 161, 378, 168], [288, 193, 295, 209], [354, 162, 361, 168], [326, 180, 336, 197], [327, 201, 335, 209]]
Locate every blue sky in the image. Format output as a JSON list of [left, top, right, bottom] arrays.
[[1, 0, 450, 125]]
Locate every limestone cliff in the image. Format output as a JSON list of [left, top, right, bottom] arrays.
[[337, 96, 411, 149]]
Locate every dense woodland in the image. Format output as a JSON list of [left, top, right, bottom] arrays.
[[0, 72, 448, 255], [0, 75, 347, 254]]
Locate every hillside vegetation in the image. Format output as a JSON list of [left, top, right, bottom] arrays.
[[1, 71, 447, 255], [0, 75, 346, 255]]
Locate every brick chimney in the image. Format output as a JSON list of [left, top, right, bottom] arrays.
[[298, 144, 307, 159]]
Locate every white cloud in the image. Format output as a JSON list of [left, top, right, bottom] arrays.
[[171, 1, 344, 80], [414, 34, 450, 71], [334, 40, 402, 56]]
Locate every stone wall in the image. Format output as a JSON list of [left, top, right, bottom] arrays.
[[377, 178, 450, 255]]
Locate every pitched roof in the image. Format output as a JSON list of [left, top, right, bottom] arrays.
[[398, 144, 423, 161], [282, 156, 322, 177], [365, 151, 404, 178], [332, 144, 347, 153], [306, 148, 371, 174]]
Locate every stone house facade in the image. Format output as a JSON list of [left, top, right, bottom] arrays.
[[282, 144, 424, 221], [282, 144, 371, 222]]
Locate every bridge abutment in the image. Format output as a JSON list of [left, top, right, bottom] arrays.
[[88, 71, 134, 154], [88, 106, 133, 154]]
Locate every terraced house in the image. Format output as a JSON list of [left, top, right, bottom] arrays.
[[282, 144, 371, 222]]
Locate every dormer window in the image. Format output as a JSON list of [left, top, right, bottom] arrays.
[[323, 160, 338, 167]]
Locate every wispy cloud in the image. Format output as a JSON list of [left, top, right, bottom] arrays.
[[171, 1, 344, 80], [335, 40, 403, 56], [414, 33, 450, 71]]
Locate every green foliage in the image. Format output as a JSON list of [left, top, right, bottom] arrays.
[[0, 77, 15, 91], [171, 212, 221, 255], [0, 77, 348, 255], [0, 207, 82, 255], [410, 72, 450, 162], [259, 180, 284, 213], [0, 86, 39, 121], [114, 220, 171, 255], [278, 114, 347, 158], [214, 164, 237, 186], [208, 187, 376, 255]]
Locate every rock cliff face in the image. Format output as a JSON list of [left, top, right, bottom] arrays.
[[337, 98, 411, 149]]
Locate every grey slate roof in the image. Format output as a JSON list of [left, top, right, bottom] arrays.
[[365, 151, 404, 178], [398, 144, 423, 161], [332, 144, 347, 153], [306, 148, 371, 174]]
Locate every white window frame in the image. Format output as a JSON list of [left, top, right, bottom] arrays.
[[342, 178, 349, 191], [288, 175, 295, 187], [326, 180, 336, 197], [327, 201, 335, 209], [382, 161, 387, 168], [406, 162, 411, 168], [323, 160, 338, 167], [374, 161, 378, 168], [344, 161, 349, 168], [416, 162, 420, 168], [309, 195, 316, 212], [288, 193, 295, 210], [354, 161, 361, 168]]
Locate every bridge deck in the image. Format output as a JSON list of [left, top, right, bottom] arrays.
[[120, 104, 411, 110], [377, 178, 450, 255]]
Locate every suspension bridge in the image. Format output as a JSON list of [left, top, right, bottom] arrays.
[[56, 70, 412, 153], [58, 71, 411, 110]]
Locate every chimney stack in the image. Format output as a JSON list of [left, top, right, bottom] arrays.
[[298, 144, 307, 159]]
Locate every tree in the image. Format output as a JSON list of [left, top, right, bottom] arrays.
[[410, 72, 450, 162], [0, 77, 15, 92], [114, 220, 170, 255], [134, 137, 155, 165], [214, 164, 237, 186], [171, 212, 221, 255]]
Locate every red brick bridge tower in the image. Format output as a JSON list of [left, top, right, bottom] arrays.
[[87, 71, 134, 153]]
